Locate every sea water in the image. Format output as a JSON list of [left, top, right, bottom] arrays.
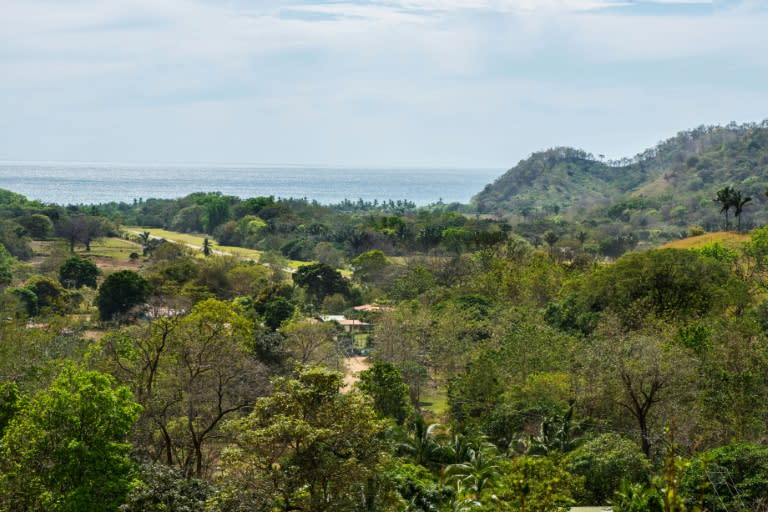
[[0, 163, 501, 206]]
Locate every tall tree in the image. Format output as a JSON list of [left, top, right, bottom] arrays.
[[0, 366, 140, 512], [216, 367, 387, 512], [357, 361, 413, 425], [714, 186, 736, 231], [99, 299, 268, 478], [579, 329, 695, 457], [292, 262, 349, 305], [733, 190, 752, 232]]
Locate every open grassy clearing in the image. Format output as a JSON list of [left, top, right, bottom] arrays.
[[124, 227, 354, 275], [30, 238, 143, 272], [124, 227, 263, 259], [661, 231, 749, 251], [419, 384, 449, 419], [80, 237, 143, 263]]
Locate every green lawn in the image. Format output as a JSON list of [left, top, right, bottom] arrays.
[[124, 227, 263, 260]]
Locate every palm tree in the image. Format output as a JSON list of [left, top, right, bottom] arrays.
[[443, 441, 501, 498], [527, 403, 583, 455], [397, 416, 447, 468], [733, 190, 752, 233], [715, 186, 736, 231], [138, 231, 151, 256]]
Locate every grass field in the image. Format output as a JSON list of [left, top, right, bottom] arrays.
[[123, 227, 264, 260], [661, 231, 749, 251], [30, 238, 143, 271], [123, 227, 354, 275], [81, 237, 142, 263]]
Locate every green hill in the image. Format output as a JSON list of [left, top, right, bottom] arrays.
[[473, 121, 768, 232]]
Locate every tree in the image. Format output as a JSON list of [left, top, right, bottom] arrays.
[[714, 186, 736, 231], [99, 299, 268, 479], [549, 249, 749, 333], [256, 296, 295, 331], [281, 320, 341, 368], [215, 367, 388, 512], [443, 441, 502, 498], [17, 214, 53, 240], [59, 256, 99, 289], [293, 262, 350, 304], [357, 362, 412, 425], [579, 329, 696, 458], [96, 270, 152, 321], [732, 190, 752, 232], [0, 382, 19, 437], [350, 249, 391, 283], [25, 275, 68, 313], [170, 205, 206, 233], [56, 215, 108, 252], [680, 443, 768, 511], [485, 455, 583, 511], [0, 220, 32, 260], [0, 245, 13, 289], [0, 366, 140, 512], [77, 216, 108, 251], [138, 231, 152, 256]]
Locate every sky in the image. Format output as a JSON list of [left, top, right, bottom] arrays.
[[1, 0, 767, 169]]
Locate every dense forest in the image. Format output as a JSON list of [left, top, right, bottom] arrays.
[[1, 123, 768, 511]]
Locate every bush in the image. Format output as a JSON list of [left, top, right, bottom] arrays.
[[565, 433, 651, 505], [120, 462, 214, 512]]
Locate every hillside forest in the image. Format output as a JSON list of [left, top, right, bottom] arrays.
[[1, 122, 768, 511]]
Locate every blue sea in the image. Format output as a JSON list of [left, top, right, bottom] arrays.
[[0, 163, 500, 206]]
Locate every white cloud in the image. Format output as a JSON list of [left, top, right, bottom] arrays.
[[1, 0, 767, 165]]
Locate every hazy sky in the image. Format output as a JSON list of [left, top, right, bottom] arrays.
[[1, 0, 767, 168]]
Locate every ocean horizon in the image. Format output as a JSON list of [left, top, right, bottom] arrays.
[[0, 162, 501, 207]]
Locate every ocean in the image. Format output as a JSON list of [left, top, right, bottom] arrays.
[[0, 163, 500, 206]]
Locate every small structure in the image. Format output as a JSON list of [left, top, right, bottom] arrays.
[[318, 314, 372, 334]]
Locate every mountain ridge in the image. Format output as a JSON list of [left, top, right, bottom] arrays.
[[472, 121, 768, 231]]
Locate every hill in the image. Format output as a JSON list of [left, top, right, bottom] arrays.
[[473, 121, 768, 233]]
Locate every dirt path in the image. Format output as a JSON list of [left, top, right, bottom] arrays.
[[342, 356, 371, 391]]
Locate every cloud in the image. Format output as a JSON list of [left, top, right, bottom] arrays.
[[1, 0, 767, 165]]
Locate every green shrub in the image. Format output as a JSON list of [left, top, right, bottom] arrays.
[[565, 433, 651, 505]]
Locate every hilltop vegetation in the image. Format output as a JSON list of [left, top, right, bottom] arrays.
[[474, 121, 768, 253]]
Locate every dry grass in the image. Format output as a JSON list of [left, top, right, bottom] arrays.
[[661, 231, 749, 251], [29, 238, 143, 272]]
